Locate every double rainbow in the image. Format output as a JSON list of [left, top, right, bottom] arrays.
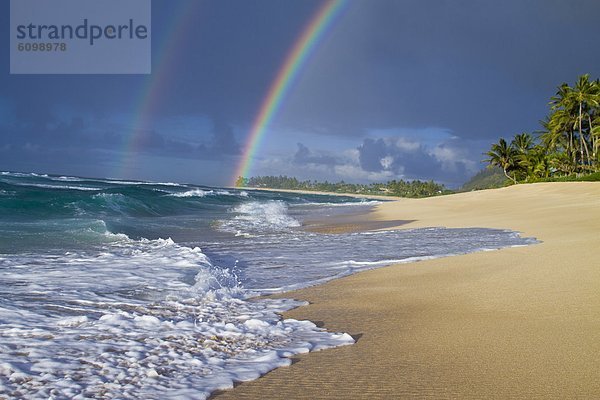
[[232, 0, 347, 186]]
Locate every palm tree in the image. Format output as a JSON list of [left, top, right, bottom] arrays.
[[512, 133, 534, 154], [234, 176, 247, 187], [550, 75, 600, 171], [548, 83, 579, 169], [485, 138, 518, 184], [487, 74, 599, 181], [592, 111, 600, 165], [549, 152, 575, 176], [522, 146, 550, 179], [539, 117, 558, 151], [570, 74, 598, 168], [509, 133, 535, 181], [587, 78, 600, 166]]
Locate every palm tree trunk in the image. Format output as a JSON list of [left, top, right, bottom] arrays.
[[578, 102, 591, 170], [503, 168, 517, 184], [569, 130, 575, 167], [588, 114, 597, 168], [582, 135, 591, 170]]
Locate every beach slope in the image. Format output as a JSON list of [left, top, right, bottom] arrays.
[[213, 182, 600, 399]]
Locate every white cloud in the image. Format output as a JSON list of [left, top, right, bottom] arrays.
[[253, 130, 486, 187], [394, 137, 421, 151], [431, 143, 479, 175], [379, 156, 394, 169], [334, 164, 396, 181]]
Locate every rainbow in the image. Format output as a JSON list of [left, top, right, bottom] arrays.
[[118, 2, 200, 179], [232, 0, 348, 186]]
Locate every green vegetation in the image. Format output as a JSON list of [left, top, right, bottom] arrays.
[[534, 171, 600, 183], [235, 175, 451, 198], [486, 74, 600, 184], [460, 167, 506, 191]]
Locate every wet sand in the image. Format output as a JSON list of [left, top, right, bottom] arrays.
[[213, 182, 600, 399]]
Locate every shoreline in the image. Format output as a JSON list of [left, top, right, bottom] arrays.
[[234, 186, 406, 201], [213, 182, 600, 399]]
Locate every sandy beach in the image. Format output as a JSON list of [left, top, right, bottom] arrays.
[[213, 182, 600, 399]]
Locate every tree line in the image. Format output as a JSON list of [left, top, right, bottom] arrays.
[[235, 175, 450, 198], [486, 74, 600, 183]]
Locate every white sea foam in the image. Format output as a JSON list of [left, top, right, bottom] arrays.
[[171, 188, 231, 198], [94, 177, 183, 186], [0, 236, 354, 399], [8, 182, 102, 191], [52, 176, 86, 182], [219, 201, 301, 235], [204, 226, 539, 293], [169, 188, 250, 198], [0, 171, 47, 178]]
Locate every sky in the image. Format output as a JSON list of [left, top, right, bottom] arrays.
[[1, 0, 600, 188]]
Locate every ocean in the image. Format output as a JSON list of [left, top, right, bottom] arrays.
[[0, 171, 536, 399]]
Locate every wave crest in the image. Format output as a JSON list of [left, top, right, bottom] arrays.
[[219, 201, 301, 235]]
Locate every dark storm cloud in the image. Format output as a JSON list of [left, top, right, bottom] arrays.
[[120, 117, 242, 159], [282, 0, 600, 140], [358, 138, 441, 178], [288, 137, 477, 187], [293, 143, 338, 166], [357, 139, 391, 172], [0, 102, 241, 170], [355, 134, 480, 186], [0, 0, 291, 181], [2, 0, 600, 185], [357, 137, 479, 187], [210, 119, 241, 156]]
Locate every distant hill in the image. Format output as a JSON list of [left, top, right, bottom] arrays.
[[460, 167, 507, 191]]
